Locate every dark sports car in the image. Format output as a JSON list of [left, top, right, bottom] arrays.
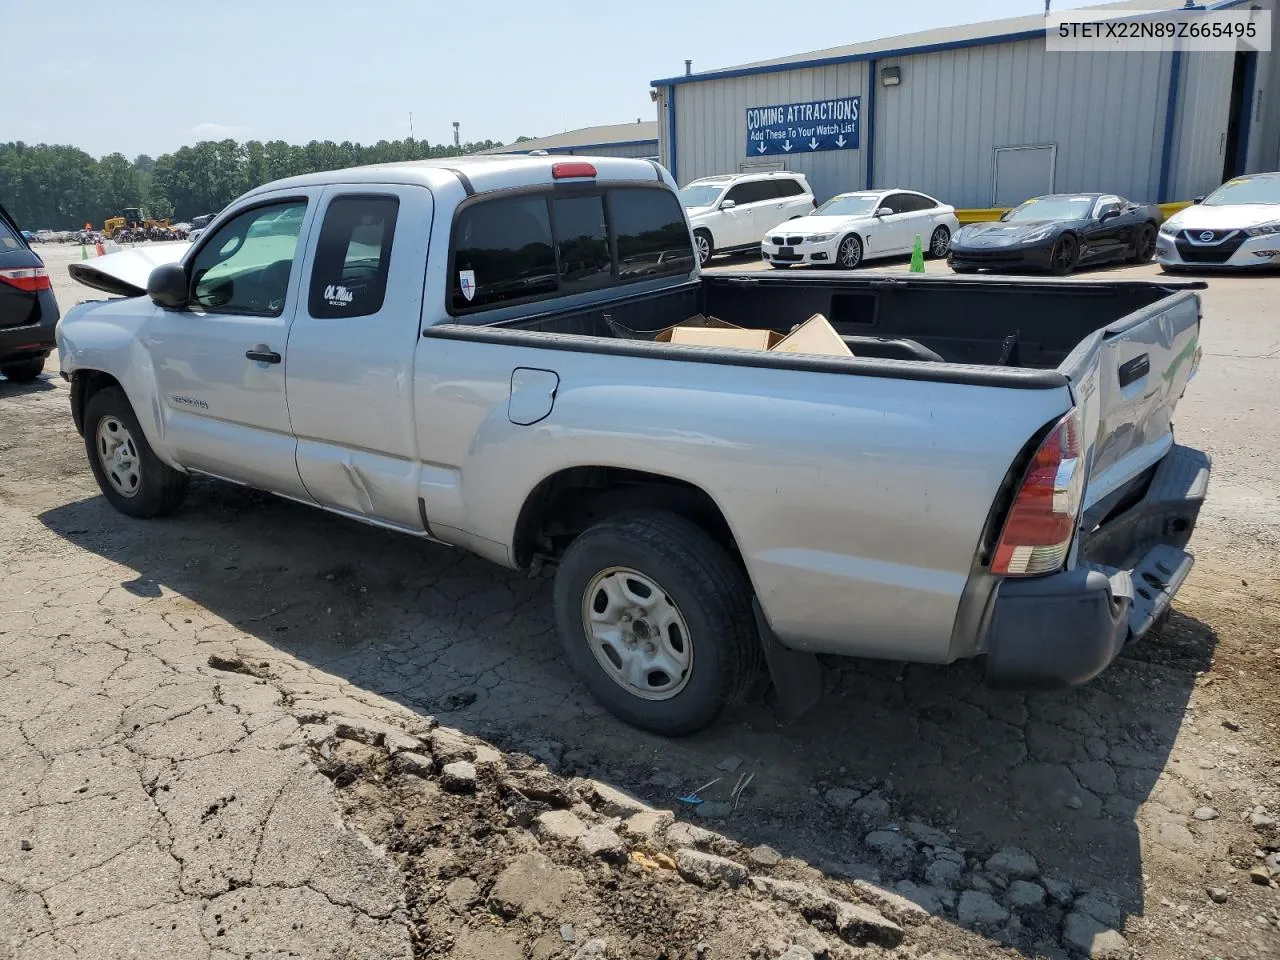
[[948, 193, 1161, 275]]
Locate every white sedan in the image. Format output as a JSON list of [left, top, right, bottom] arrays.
[[760, 189, 959, 269], [1158, 172, 1280, 270]]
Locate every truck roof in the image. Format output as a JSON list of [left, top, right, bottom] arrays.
[[243, 154, 671, 201]]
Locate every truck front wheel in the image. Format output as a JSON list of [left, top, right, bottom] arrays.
[[83, 386, 189, 518], [553, 511, 760, 735]]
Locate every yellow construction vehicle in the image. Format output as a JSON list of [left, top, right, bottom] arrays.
[[103, 208, 173, 241]]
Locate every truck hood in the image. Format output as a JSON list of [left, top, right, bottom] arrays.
[[66, 241, 190, 297], [1165, 203, 1280, 232]]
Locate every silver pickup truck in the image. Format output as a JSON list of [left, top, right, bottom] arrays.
[[57, 155, 1209, 735]]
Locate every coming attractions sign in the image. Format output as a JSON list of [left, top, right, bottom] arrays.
[[745, 96, 860, 157]]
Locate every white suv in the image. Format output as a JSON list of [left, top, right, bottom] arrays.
[[680, 172, 815, 266]]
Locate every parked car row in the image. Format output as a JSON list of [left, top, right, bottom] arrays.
[[680, 169, 1280, 276]]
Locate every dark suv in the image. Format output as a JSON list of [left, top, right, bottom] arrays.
[[0, 202, 59, 382]]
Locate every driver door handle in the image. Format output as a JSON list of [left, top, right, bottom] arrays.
[[245, 348, 281, 364]]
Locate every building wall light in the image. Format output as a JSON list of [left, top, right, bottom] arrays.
[[881, 66, 902, 87]]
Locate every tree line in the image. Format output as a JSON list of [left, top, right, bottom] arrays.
[[0, 135, 517, 230]]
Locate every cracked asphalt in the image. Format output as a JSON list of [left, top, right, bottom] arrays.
[[1, 245, 1278, 959]]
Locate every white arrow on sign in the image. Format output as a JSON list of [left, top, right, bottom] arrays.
[[782, 140, 793, 152], [808, 137, 820, 150], [756, 142, 767, 154], [835, 135, 847, 147]]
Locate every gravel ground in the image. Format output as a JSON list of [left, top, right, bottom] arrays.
[[0, 243, 1277, 959]]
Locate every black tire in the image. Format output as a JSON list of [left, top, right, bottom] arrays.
[[1129, 223, 1157, 263], [835, 234, 863, 269], [768, 262, 792, 269], [927, 225, 951, 259], [1049, 233, 1079, 276], [83, 386, 189, 518], [693, 229, 713, 268], [1159, 263, 1186, 274], [553, 511, 761, 736], [0, 356, 46, 382], [951, 263, 979, 274]]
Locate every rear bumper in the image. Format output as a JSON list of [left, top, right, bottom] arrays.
[[0, 289, 59, 362], [983, 444, 1210, 689]]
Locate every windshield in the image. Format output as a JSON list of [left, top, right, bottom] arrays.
[[680, 184, 725, 208], [815, 195, 879, 217], [1203, 176, 1280, 206], [1006, 197, 1094, 221]]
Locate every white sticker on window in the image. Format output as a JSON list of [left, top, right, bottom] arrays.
[[459, 270, 476, 302], [324, 283, 354, 307]]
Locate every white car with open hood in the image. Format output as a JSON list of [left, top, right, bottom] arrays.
[[1158, 172, 1280, 270], [760, 189, 959, 269]]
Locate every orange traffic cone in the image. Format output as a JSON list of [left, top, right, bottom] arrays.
[[95, 242, 106, 257]]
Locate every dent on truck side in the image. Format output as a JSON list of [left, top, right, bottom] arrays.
[[413, 333, 1076, 663], [58, 297, 177, 469]]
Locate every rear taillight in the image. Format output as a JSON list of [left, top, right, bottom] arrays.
[[992, 410, 1084, 576], [0, 266, 51, 293]]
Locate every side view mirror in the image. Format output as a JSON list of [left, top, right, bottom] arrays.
[[1192, 196, 1205, 205], [875, 207, 891, 217], [720, 199, 737, 210], [147, 262, 189, 309], [1100, 206, 1122, 221]]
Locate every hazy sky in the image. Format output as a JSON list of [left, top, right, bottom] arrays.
[[11, 0, 1099, 158]]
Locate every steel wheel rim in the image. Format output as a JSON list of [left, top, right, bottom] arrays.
[[695, 235, 711, 264], [96, 416, 142, 498], [1054, 237, 1076, 270], [839, 237, 861, 268], [580, 566, 693, 701], [931, 228, 950, 257]]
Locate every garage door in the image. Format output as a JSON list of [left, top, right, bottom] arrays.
[[993, 145, 1056, 206]]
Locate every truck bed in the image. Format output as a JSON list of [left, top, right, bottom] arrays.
[[468, 272, 1202, 372]]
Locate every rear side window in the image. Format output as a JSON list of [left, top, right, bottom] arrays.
[[553, 194, 611, 293], [611, 188, 696, 278], [451, 195, 556, 311], [308, 195, 399, 319], [771, 179, 807, 199], [901, 194, 937, 212]]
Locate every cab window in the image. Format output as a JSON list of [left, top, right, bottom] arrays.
[[308, 195, 399, 319], [553, 194, 611, 293], [191, 200, 307, 316], [610, 188, 695, 278], [448, 186, 695, 315], [451, 195, 556, 311]]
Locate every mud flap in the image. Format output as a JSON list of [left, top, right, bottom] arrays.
[[753, 599, 822, 720]]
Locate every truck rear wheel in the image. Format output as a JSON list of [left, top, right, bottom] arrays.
[[83, 386, 189, 518], [553, 511, 760, 735]]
